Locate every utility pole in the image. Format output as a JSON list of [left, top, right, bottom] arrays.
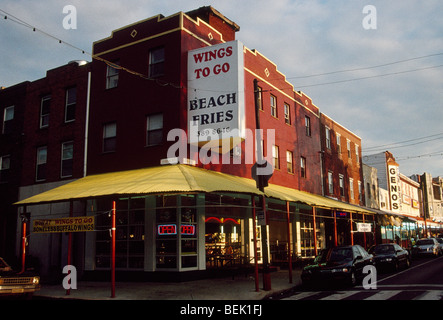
[[253, 78, 272, 291]]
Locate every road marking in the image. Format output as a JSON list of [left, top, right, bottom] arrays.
[[413, 290, 443, 300], [364, 290, 399, 300], [319, 291, 359, 300]]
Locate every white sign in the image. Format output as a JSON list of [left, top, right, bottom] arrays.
[[187, 40, 245, 152], [356, 223, 372, 232], [387, 165, 400, 213]]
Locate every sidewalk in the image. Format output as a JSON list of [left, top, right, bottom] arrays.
[[35, 268, 302, 300]]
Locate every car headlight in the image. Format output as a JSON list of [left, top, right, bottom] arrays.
[[332, 268, 349, 273], [32, 277, 40, 285], [383, 258, 393, 262]]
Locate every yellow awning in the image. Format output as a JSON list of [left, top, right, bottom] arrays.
[[15, 164, 373, 215], [15, 164, 263, 205], [265, 183, 373, 214]]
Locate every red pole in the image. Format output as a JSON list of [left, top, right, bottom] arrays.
[[333, 210, 338, 246], [350, 212, 354, 245], [251, 196, 259, 292], [111, 201, 116, 298], [312, 207, 318, 256], [286, 201, 292, 284], [66, 201, 73, 296], [19, 212, 27, 274]]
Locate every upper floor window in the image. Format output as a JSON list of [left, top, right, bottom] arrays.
[[103, 122, 117, 152], [149, 47, 165, 78], [106, 61, 119, 89], [347, 139, 351, 158], [0, 155, 10, 183], [325, 127, 331, 149], [272, 145, 280, 170], [36, 146, 47, 181], [328, 171, 333, 195], [146, 113, 163, 146], [336, 132, 341, 156], [2, 106, 14, 134], [40, 95, 51, 128], [300, 156, 307, 178], [270, 95, 277, 118], [355, 145, 360, 164], [286, 150, 293, 174], [284, 103, 291, 125], [339, 174, 345, 197], [65, 87, 77, 122], [61, 142, 74, 178], [305, 116, 311, 137], [257, 86, 263, 110]]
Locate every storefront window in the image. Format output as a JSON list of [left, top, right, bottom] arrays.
[[205, 193, 248, 268], [156, 194, 198, 269], [95, 197, 145, 269]]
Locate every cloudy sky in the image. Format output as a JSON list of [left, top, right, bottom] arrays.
[[1, 0, 442, 177]]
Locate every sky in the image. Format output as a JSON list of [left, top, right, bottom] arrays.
[[1, 0, 442, 177]]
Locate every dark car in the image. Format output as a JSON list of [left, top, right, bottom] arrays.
[[412, 238, 440, 258], [301, 245, 374, 287], [368, 243, 410, 272], [0, 257, 40, 297]]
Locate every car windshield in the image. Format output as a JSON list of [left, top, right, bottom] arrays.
[[315, 247, 353, 263], [416, 239, 433, 246], [373, 245, 395, 254]]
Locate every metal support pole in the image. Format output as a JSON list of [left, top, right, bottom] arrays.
[[66, 201, 73, 296], [19, 206, 28, 274], [111, 201, 116, 298], [333, 210, 338, 246], [251, 196, 260, 292], [312, 207, 318, 256], [286, 201, 292, 284], [350, 212, 354, 245], [254, 78, 271, 291]]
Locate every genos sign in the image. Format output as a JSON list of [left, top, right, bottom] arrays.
[[388, 165, 400, 213], [187, 40, 245, 152]]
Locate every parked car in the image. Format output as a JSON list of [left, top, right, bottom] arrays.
[[368, 243, 410, 272], [0, 257, 40, 297], [301, 245, 374, 287], [434, 238, 443, 255], [411, 238, 441, 258]]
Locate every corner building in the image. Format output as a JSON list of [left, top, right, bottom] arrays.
[[16, 7, 373, 280]]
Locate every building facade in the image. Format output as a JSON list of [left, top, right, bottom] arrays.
[[9, 7, 377, 280]]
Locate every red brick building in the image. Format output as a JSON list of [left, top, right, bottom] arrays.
[[10, 7, 374, 279]]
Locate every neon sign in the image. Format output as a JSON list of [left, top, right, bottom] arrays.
[[158, 224, 177, 235], [157, 224, 195, 236]]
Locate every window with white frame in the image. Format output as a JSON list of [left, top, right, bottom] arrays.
[[284, 103, 291, 124], [336, 132, 341, 157], [65, 87, 76, 122], [300, 156, 306, 178], [106, 61, 119, 89], [286, 150, 293, 173], [270, 95, 277, 118], [103, 122, 117, 152], [40, 95, 51, 128], [272, 145, 280, 169], [0, 155, 10, 183], [149, 47, 165, 78], [36, 146, 47, 181], [2, 106, 14, 134], [339, 174, 344, 197], [61, 142, 73, 178], [305, 116, 311, 137], [347, 139, 351, 158], [328, 171, 333, 195], [146, 113, 163, 146], [349, 178, 354, 199], [325, 127, 331, 149], [355, 145, 360, 164]]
